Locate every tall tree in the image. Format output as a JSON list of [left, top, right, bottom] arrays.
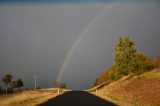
[[1, 74, 13, 93], [111, 36, 154, 80], [114, 36, 136, 76]]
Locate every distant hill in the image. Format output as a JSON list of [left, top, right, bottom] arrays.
[[91, 69, 160, 106]]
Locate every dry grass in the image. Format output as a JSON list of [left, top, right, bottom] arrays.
[[91, 69, 160, 106], [0, 88, 67, 106]]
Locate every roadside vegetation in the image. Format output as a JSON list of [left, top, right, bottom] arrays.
[[0, 74, 68, 106], [0, 88, 64, 106], [93, 36, 155, 86], [91, 36, 160, 106], [1, 74, 23, 94]]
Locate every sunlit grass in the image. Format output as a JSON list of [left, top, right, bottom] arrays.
[[0, 88, 65, 106], [91, 69, 160, 106]]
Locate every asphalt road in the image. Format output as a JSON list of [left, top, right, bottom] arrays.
[[39, 91, 117, 106]]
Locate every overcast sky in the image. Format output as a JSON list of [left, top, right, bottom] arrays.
[[0, 1, 160, 90]]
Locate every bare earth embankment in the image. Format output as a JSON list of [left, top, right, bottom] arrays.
[[0, 88, 68, 106], [91, 69, 160, 106]]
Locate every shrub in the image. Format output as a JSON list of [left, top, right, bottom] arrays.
[[129, 53, 154, 75]]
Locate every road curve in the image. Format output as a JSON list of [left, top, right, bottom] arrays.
[[39, 91, 116, 106]]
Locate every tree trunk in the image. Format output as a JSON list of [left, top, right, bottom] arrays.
[[13, 88, 16, 94], [6, 87, 7, 94]]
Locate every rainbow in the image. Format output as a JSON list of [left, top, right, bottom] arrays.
[[56, 2, 115, 82]]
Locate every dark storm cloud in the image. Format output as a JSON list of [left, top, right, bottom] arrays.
[[0, 1, 160, 90]]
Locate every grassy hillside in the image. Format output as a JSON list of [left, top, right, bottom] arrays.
[[91, 69, 160, 106]]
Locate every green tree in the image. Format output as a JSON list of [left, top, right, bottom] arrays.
[[1, 74, 13, 93], [11, 80, 18, 93], [11, 80, 17, 88], [114, 36, 136, 77], [11, 79, 23, 93], [130, 53, 154, 75], [16, 79, 23, 89], [110, 36, 154, 80]]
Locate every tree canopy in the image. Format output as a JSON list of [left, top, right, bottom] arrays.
[[1, 74, 13, 86], [11, 79, 23, 89]]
